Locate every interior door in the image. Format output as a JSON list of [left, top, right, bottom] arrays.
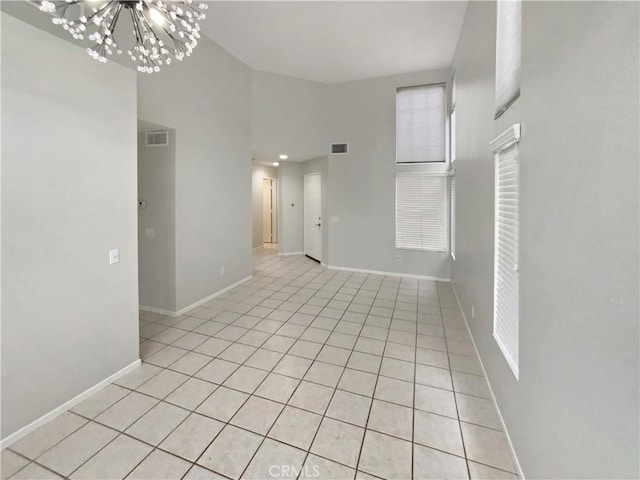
[[304, 173, 322, 262], [262, 178, 273, 243]]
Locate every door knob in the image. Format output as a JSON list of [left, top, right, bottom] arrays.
[[315, 223, 321, 227]]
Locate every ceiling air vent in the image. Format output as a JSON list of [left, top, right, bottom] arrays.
[[145, 130, 169, 147], [330, 142, 349, 155]]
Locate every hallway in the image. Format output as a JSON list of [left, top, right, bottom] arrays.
[[3, 249, 517, 479]]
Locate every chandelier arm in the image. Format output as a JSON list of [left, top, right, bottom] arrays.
[[129, 6, 145, 46], [84, 1, 113, 24]]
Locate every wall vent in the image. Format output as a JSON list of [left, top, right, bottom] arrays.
[[145, 130, 169, 146], [330, 142, 349, 155]]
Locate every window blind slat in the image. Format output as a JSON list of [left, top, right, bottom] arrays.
[[397, 84, 446, 163]]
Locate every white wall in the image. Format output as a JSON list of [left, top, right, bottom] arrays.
[[252, 70, 452, 278], [1, 13, 139, 438], [138, 36, 253, 312], [451, 2, 639, 478], [138, 128, 176, 312], [251, 164, 279, 248]]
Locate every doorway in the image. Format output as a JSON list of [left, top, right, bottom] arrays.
[[262, 178, 277, 244], [304, 172, 322, 262]]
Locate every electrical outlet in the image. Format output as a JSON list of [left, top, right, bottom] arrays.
[[220, 267, 225, 276], [472, 305, 475, 318], [396, 255, 402, 262]]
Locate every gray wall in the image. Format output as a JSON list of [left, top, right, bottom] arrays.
[[138, 36, 253, 312], [251, 164, 279, 248], [137, 128, 177, 312], [451, 2, 639, 478], [327, 71, 451, 277], [252, 71, 331, 163], [1, 13, 139, 438], [252, 70, 452, 278]]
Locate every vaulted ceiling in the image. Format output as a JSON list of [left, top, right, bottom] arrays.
[[202, 1, 468, 84]]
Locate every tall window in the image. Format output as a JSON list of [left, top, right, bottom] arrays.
[[495, 0, 522, 118], [492, 125, 521, 379], [450, 74, 457, 259], [396, 84, 446, 163]]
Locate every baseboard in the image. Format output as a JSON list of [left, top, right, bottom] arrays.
[[278, 251, 303, 257], [139, 305, 178, 318], [450, 283, 525, 479], [176, 275, 253, 316], [325, 264, 450, 282], [0, 359, 141, 450]]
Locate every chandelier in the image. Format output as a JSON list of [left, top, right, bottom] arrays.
[[35, 0, 208, 73]]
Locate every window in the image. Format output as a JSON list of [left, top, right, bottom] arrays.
[[491, 125, 521, 379], [396, 84, 446, 163], [450, 74, 457, 259], [495, 0, 522, 118], [396, 172, 448, 252]]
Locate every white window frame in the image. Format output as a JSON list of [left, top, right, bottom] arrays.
[[449, 73, 457, 259], [491, 124, 521, 380]]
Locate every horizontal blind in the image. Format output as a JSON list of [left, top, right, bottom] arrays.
[[396, 172, 447, 251], [495, 0, 521, 118], [493, 144, 520, 378], [451, 175, 456, 259], [397, 84, 446, 163]]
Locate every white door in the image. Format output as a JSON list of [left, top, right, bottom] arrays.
[[304, 173, 322, 262]]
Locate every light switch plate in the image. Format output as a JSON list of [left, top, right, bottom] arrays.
[[109, 249, 119, 264]]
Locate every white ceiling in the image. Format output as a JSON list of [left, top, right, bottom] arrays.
[[202, 1, 468, 84]]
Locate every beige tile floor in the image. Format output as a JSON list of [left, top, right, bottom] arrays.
[[2, 248, 518, 480]]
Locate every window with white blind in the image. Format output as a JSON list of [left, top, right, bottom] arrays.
[[396, 84, 446, 163], [491, 125, 521, 379], [396, 172, 448, 252], [495, 0, 522, 118]]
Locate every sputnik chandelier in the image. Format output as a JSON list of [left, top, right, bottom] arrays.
[[35, 0, 208, 73]]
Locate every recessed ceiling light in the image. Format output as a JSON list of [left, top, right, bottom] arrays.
[[273, 162, 280, 166], [279, 154, 288, 160]]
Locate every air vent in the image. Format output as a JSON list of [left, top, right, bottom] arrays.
[[330, 142, 349, 155], [145, 130, 169, 146]]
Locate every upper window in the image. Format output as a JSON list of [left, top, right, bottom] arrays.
[[495, 0, 522, 118], [396, 84, 446, 163]]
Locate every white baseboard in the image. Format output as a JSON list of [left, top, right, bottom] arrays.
[[176, 275, 253, 316], [0, 359, 141, 450], [325, 264, 450, 282], [139, 305, 178, 318], [278, 252, 304, 257], [450, 283, 525, 479]]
